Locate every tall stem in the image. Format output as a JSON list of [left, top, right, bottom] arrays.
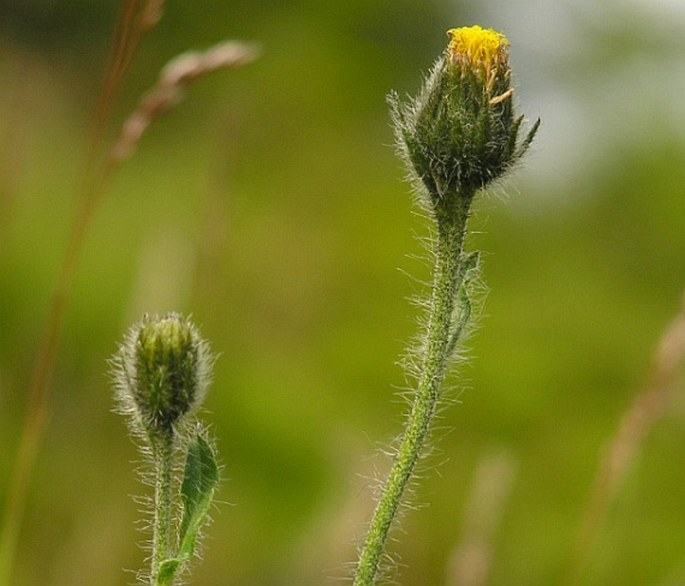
[[354, 198, 471, 586], [152, 434, 175, 585]]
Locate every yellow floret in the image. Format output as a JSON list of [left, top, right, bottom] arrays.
[[447, 25, 509, 71]]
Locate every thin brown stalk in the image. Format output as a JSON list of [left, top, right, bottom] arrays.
[[140, 0, 166, 33], [89, 0, 164, 162], [565, 293, 685, 585], [0, 3, 164, 584], [0, 70, 29, 241], [108, 41, 259, 166]]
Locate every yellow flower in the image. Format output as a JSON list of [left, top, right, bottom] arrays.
[[447, 25, 508, 68], [389, 24, 538, 201], [446, 25, 512, 101]]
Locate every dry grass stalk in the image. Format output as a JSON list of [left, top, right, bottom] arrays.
[[109, 41, 259, 165], [140, 0, 166, 32], [90, 0, 165, 161], [566, 292, 685, 584], [0, 5, 166, 584], [448, 451, 517, 586], [0, 74, 29, 238]]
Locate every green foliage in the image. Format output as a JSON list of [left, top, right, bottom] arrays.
[[155, 435, 219, 586], [178, 435, 219, 560]]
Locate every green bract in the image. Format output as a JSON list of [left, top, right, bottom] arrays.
[[114, 313, 212, 440], [390, 25, 539, 217]]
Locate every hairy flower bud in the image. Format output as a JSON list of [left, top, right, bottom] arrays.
[[112, 313, 213, 440], [390, 25, 539, 216]]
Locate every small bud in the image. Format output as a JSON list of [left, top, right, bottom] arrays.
[[113, 313, 213, 440], [390, 25, 539, 216]]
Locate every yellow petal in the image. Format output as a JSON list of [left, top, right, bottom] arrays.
[[447, 25, 509, 71]]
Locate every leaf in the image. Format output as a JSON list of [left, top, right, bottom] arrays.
[[446, 285, 472, 358], [459, 250, 480, 276], [446, 251, 479, 358], [177, 433, 220, 560], [156, 559, 182, 586]]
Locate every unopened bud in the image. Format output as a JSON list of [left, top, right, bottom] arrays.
[[113, 313, 213, 439], [390, 25, 539, 217]]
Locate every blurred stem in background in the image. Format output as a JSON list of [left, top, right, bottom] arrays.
[[447, 450, 517, 586], [565, 292, 685, 585], [0, 2, 258, 583], [353, 25, 538, 585], [0, 2, 164, 583]]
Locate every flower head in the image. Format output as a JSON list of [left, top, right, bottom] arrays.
[[447, 26, 509, 73], [389, 25, 539, 218], [447, 26, 511, 101], [112, 313, 213, 440]]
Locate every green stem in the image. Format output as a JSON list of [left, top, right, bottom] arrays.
[[353, 197, 471, 586], [152, 434, 175, 585]]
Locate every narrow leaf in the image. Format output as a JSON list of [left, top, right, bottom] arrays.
[[156, 559, 181, 586], [446, 286, 472, 358], [459, 250, 479, 275], [177, 434, 219, 560], [446, 251, 479, 358]]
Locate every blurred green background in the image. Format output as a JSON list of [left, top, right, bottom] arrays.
[[2, 1, 685, 585]]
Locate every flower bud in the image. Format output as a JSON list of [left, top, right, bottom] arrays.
[[113, 313, 213, 439], [390, 25, 539, 215]]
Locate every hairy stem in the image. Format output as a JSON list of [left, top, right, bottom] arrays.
[[152, 434, 175, 585], [354, 196, 471, 586]]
